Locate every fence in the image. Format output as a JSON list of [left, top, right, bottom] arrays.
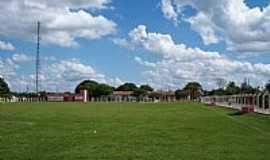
[[201, 92, 270, 114], [0, 95, 175, 103], [0, 96, 46, 103]]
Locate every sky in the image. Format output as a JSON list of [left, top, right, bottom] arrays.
[[0, 0, 270, 92]]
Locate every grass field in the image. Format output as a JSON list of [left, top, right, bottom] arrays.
[[0, 102, 270, 160]]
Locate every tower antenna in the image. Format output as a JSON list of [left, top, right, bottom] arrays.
[[35, 21, 40, 95]]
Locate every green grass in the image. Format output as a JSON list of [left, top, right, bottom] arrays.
[[0, 102, 270, 160]]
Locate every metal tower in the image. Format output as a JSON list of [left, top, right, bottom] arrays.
[[35, 21, 40, 94]]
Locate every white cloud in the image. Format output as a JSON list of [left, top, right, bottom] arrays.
[[188, 12, 219, 45], [0, 0, 116, 48], [0, 40, 15, 51], [112, 38, 135, 50], [1, 54, 123, 92], [48, 59, 103, 82], [0, 57, 18, 79], [35, 0, 112, 10], [106, 77, 124, 87], [160, 0, 179, 24], [128, 25, 221, 60], [33, 58, 122, 91], [134, 56, 156, 68], [0, 53, 32, 80], [161, 0, 270, 52], [11, 53, 32, 63], [123, 25, 270, 89]]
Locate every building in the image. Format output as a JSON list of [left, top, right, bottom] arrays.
[[46, 93, 65, 102], [150, 91, 176, 102], [44, 89, 176, 103], [45, 90, 88, 102], [201, 91, 270, 114], [109, 91, 137, 102]]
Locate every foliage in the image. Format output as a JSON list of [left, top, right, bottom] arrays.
[[134, 88, 147, 98], [265, 80, 270, 92], [0, 78, 10, 96], [175, 89, 186, 100], [206, 88, 226, 96], [75, 80, 113, 98], [215, 78, 227, 89], [205, 81, 259, 96], [75, 80, 98, 96], [240, 81, 257, 94], [139, 85, 154, 92], [207, 81, 240, 96], [115, 83, 138, 91], [134, 85, 154, 99], [12, 92, 38, 98], [225, 81, 240, 95], [75, 81, 154, 99], [93, 83, 114, 97], [183, 82, 202, 100]]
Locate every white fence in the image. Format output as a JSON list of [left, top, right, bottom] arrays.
[[0, 96, 46, 103], [201, 92, 270, 115]]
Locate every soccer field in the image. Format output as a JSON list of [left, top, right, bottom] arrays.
[[0, 102, 270, 160]]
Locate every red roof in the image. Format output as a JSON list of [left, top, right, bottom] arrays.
[[113, 91, 134, 96], [46, 92, 81, 97]]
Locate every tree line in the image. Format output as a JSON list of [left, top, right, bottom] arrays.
[[175, 80, 270, 100], [75, 80, 206, 101], [205, 80, 270, 96], [75, 80, 154, 99], [1, 77, 270, 99]]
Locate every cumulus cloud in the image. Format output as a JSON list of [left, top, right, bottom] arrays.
[[188, 12, 219, 45], [112, 38, 135, 50], [134, 56, 156, 68], [160, 0, 179, 24], [0, 0, 116, 48], [42, 59, 123, 91], [1, 54, 123, 92], [161, 0, 270, 53], [0, 40, 15, 51], [0, 57, 18, 79], [123, 25, 220, 61], [48, 59, 105, 82], [33, 0, 112, 9], [123, 25, 270, 89], [0, 53, 33, 80], [11, 54, 32, 63]]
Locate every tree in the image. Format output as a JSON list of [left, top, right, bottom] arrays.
[[215, 78, 227, 89], [13, 92, 38, 98], [240, 81, 256, 94], [75, 80, 114, 99], [210, 88, 227, 96], [133, 85, 154, 100], [94, 83, 114, 97], [175, 89, 186, 100], [116, 83, 138, 91], [0, 78, 10, 96], [183, 82, 202, 100], [134, 88, 147, 99], [225, 81, 240, 95], [265, 80, 270, 92], [140, 85, 154, 92], [75, 80, 99, 98]]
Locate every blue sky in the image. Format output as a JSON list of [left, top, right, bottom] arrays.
[[0, 0, 270, 92]]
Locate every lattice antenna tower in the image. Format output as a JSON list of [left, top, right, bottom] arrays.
[[35, 21, 41, 94]]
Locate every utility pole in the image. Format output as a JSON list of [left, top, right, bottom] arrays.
[[36, 21, 40, 95]]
